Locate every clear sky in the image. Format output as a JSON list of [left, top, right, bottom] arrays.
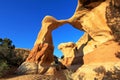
[[0, 0, 84, 58]]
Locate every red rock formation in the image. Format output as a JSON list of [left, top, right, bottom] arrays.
[[16, 0, 120, 76], [25, 16, 68, 64], [16, 16, 68, 74], [25, 0, 114, 67]]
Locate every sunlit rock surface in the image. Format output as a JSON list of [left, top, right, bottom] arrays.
[[16, 1, 120, 79]]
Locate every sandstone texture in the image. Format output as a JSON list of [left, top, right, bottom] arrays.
[[84, 41, 120, 64], [16, 16, 68, 74], [16, 0, 120, 79], [58, 42, 83, 65], [74, 0, 114, 55], [73, 41, 120, 80], [58, 42, 83, 71], [72, 62, 120, 80]]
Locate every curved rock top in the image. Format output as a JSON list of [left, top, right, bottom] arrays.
[[58, 42, 76, 50]]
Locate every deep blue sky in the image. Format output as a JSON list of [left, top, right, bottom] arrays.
[[0, 0, 84, 58]]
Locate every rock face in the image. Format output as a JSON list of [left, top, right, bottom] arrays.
[[84, 41, 120, 64], [16, 0, 120, 78], [74, 0, 114, 55], [72, 41, 120, 80]]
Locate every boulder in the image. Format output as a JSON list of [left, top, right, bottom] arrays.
[[15, 62, 38, 75]]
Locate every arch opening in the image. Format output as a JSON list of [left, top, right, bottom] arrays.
[[52, 23, 84, 58]]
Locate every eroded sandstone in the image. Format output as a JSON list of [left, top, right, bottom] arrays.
[[16, 0, 120, 77]]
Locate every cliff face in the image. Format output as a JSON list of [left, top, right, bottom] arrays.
[[16, 0, 120, 79]]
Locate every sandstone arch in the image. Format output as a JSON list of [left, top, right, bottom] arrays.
[[16, 0, 118, 74]]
